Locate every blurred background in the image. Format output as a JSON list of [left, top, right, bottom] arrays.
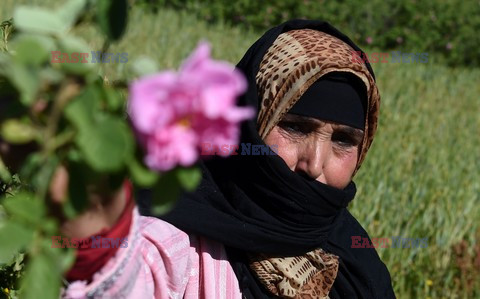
[[1, 0, 479, 298]]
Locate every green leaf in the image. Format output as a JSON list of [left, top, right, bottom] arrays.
[[57, 36, 94, 75], [58, 247, 76, 273], [64, 86, 99, 129], [58, 36, 91, 53], [39, 67, 64, 85], [128, 158, 159, 187], [18, 152, 42, 181], [41, 218, 58, 235], [130, 56, 159, 77], [9, 63, 40, 105], [0, 119, 38, 144], [31, 155, 59, 198], [66, 148, 82, 162], [66, 86, 134, 171], [77, 115, 134, 172], [11, 34, 55, 66], [42, 238, 76, 273], [150, 167, 202, 214], [65, 84, 134, 170], [20, 253, 61, 299], [0, 221, 33, 264], [13, 6, 66, 35], [57, 0, 87, 29], [0, 53, 10, 75], [151, 171, 181, 215], [61, 199, 78, 220], [0, 157, 12, 183], [96, 0, 128, 41], [175, 166, 202, 191], [2, 192, 45, 225], [152, 200, 176, 216], [103, 86, 124, 111]]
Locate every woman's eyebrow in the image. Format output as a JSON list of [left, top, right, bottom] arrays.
[[281, 114, 323, 125], [333, 125, 364, 141]]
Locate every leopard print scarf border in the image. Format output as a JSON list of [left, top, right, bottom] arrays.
[[255, 29, 380, 174], [249, 248, 339, 298]]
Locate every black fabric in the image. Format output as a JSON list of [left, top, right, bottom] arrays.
[[289, 72, 368, 130], [165, 155, 355, 255], [156, 19, 395, 298]]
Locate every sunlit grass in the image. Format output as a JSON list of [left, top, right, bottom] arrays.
[[1, 1, 479, 298], [353, 60, 480, 298]]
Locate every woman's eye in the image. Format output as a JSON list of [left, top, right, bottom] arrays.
[[332, 132, 357, 148], [279, 122, 310, 135], [285, 123, 302, 133]]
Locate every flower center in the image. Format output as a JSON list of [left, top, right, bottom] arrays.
[[178, 117, 190, 128]]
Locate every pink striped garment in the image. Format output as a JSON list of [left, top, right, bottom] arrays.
[[63, 208, 242, 299]]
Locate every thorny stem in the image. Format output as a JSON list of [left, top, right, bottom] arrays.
[[43, 80, 81, 158], [35, 81, 80, 201], [50, 130, 76, 152]]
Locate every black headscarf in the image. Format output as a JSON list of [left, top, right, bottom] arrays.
[[156, 20, 395, 298], [289, 72, 368, 130]]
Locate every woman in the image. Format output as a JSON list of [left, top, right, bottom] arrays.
[[55, 20, 394, 298], [159, 19, 395, 298]]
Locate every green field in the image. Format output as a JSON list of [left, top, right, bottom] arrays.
[[1, 1, 479, 298]]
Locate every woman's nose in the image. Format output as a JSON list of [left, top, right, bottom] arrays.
[[294, 138, 330, 181]]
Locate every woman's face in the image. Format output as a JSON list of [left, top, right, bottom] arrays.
[[264, 113, 364, 189]]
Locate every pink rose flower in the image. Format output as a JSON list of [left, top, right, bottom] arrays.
[[128, 42, 254, 171]]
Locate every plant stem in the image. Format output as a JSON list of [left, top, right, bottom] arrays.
[[42, 80, 81, 159]]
